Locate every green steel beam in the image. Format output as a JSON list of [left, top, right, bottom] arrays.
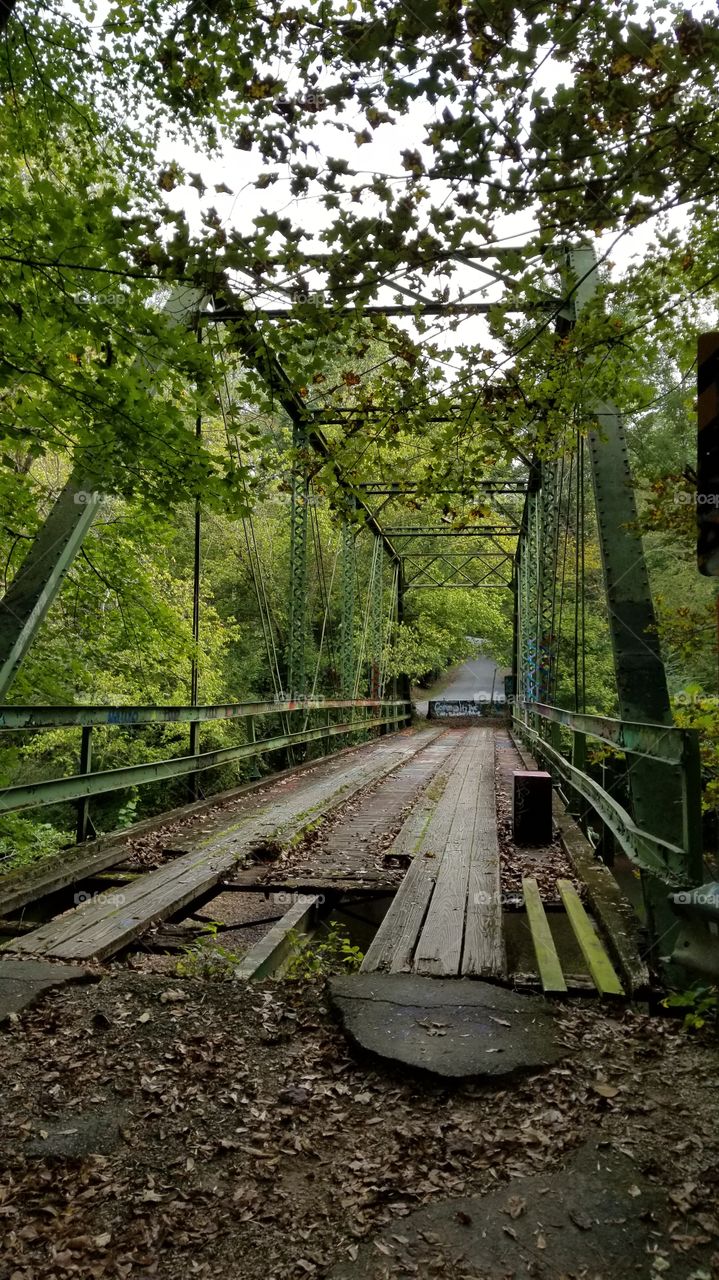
[[215, 293, 400, 566], [0, 697, 406, 731], [520, 492, 540, 702], [0, 710, 411, 815], [382, 525, 516, 538], [524, 700, 689, 765], [566, 244, 702, 953], [537, 460, 559, 702], [0, 477, 103, 699]]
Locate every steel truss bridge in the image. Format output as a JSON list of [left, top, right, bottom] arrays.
[[0, 242, 711, 979]]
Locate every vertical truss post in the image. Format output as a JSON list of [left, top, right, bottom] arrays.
[[340, 518, 355, 697], [510, 557, 519, 701], [521, 492, 540, 706], [538, 460, 559, 704], [369, 539, 383, 698], [566, 244, 700, 962], [287, 425, 309, 698], [75, 724, 95, 844]]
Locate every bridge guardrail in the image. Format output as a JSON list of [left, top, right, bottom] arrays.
[[0, 698, 411, 841], [512, 700, 702, 889]]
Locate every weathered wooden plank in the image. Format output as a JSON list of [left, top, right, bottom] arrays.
[[169, 730, 440, 856], [233, 897, 319, 980], [511, 730, 649, 995], [553, 796, 649, 996], [7, 733, 438, 963], [0, 735, 406, 917], [462, 733, 506, 978], [360, 854, 437, 973], [414, 729, 488, 977], [557, 879, 625, 997], [522, 878, 567, 994], [360, 733, 470, 973]]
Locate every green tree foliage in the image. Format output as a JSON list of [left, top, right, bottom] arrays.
[[1, 0, 719, 852]]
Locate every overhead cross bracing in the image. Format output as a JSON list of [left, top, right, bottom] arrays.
[[0, 241, 708, 979]]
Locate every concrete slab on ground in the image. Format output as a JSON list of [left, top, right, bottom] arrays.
[[330, 1137, 706, 1279], [328, 973, 564, 1079], [0, 958, 95, 1023]]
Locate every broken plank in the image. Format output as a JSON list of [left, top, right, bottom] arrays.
[[360, 853, 437, 973], [522, 877, 567, 995], [233, 896, 319, 980], [557, 878, 625, 998]]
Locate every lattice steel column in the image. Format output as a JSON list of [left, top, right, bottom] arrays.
[[340, 519, 355, 696], [369, 540, 383, 698], [521, 492, 540, 702], [537, 460, 559, 703], [287, 427, 309, 697], [565, 243, 699, 960]]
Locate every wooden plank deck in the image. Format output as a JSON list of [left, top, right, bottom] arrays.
[[557, 879, 625, 997], [462, 731, 505, 978], [362, 727, 507, 979], [6, 731, 438, 962], [522, 877, 568, 995]]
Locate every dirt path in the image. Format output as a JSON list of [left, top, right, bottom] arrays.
[[0, 974, 717, 1280]]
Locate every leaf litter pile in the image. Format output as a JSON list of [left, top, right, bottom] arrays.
[[1, 974, 718, 1279]]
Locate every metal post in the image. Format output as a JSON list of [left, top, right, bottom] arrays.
[[681, 730, 704, 886], [287, 425, 309, 697], [76, 725, 94, 843], [570, 729, 587, 820]]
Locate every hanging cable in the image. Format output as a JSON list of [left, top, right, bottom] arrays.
[[303, 549, 339, 730], [353, 537, 379, 700], [553, 449, 574, 706], [207, 326, 286, 700], [309, 498, 340, 684]]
